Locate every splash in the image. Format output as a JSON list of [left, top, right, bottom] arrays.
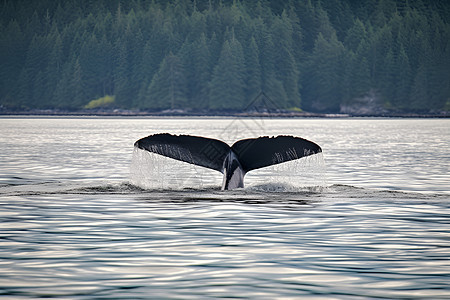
[[245, 152, 327, 191], [130, 147, 221, 190], [131, 146, 326, 191]]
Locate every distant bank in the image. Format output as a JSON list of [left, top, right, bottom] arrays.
[[0, 108, 448, 118]]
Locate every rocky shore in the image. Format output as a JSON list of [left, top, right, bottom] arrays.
[[1, 108, 448, 118]]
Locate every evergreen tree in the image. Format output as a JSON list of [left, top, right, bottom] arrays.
[[0, 20, 26, 107], [271, 12, 301, 107], [302, 33, 347, 112], [70, 58, 86, 109], [0, 0, 449, 113], [209, 39, 246, 110], [53, 57, 86, 109], [245, 37, 262, 102], [344, 52, 371, 101], [180, 33, 211, 109], [380, 48, 396, 107], [113, 38, 132, 107], [394, 46, 412, 108], [293, 0, 316, 51], [144, 53, 188, 110], [409, 64, 428, 111], [344, 19, 367, 52]]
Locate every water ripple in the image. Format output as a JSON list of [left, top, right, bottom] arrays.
[[1, 118, 449, 298], [1, 186, 449, 299]]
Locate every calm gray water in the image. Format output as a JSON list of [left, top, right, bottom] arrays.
[[0, 117, 449, 299]]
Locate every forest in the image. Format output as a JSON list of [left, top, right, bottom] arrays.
[[1, 0, 449, 113]]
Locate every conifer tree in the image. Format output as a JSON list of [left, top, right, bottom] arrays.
[[271, 12, 301, 107], [209, 38, 246, 110], [303, 32, 346, 112], [145, 53, 188, 110], [394, 46, 412, 108], [344, 19, 367, 52], [245, 37, 262, 102], [0, 0, 449, 113]]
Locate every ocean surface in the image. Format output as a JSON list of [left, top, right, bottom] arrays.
[[0, 117, 449, 299]]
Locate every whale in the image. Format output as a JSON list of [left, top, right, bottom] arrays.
[[134, 134, 322, 190]]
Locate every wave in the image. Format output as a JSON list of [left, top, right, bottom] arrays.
[[1, 180, 446, 204]]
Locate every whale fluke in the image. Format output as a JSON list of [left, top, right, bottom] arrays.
[[231, 136, 322, 173], [134, 133, 229, 172], [134, 134, 322, 190]]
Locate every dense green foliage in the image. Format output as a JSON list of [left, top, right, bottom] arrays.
[[84, 95, 115, 109], [1, 0, 449, 112]]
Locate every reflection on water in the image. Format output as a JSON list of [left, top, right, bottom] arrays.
[[1, 186, 449, 299], [0, 117, 449, 298]]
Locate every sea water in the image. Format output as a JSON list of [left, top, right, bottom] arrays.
[[0, 117, 449, 299]]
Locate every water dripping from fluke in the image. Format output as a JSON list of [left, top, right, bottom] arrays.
[[130, 134, 326, 192]]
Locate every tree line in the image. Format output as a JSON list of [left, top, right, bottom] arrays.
[[1, 0, 449, 113]]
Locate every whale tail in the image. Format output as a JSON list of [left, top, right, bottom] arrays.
[[134, 134, 322, 190]]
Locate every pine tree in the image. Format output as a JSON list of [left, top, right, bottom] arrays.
[[1, 0, 449, 113], [293, 0, 316, 51], [144, 53, 188, 110], [271, 12, 301, 107], [186, 34, 211, 109], [302, 32, 347, 112], [409, 64, 428, 111], [344, 19, 367, 52], [16, 34, 50, 108], [344, 52, 371, 101], [209, 38, 246, 110], [113, 38, 131, 107], [314, 2, 336, 41], [245, 37, 262, 102], [0, 20, 26, 107], [380, 48, 396, 107], [394, 46, 412, 108], [70, 58, 85, 109]]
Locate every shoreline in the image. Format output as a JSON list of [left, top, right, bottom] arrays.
[[0, 109, 448, 118]]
